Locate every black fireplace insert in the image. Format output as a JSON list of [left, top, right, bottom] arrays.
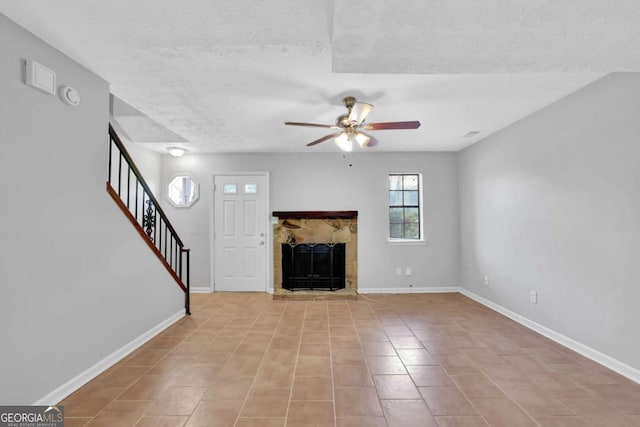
[[282, 243, 346, 291]]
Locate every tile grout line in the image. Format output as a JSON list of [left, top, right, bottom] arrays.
[[196, 298, 251, 425], [328, 301, 344, 426], [282, 300, 307, 425], [419, 303, 494, 427], [396, 304, 442, 424], [444, 305, 544, 427], [232, 296, 290, 427], [81, 312, 199, 426], [351, 298, 386, 424], [97, 298, 219, 425]]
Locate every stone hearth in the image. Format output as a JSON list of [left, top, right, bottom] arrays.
[[273, 211, 357, 300]]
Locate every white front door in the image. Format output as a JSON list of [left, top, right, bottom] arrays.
[[213, 174, 268, 292]]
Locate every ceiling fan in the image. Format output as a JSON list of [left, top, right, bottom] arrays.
[[285, 96, 420, 151]]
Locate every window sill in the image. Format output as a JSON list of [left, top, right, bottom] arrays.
[[387, 239, 427, 246]]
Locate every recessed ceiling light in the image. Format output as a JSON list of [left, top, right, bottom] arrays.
[[463, 131, 481, 138]]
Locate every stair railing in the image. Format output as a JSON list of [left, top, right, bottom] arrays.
[[106, 124, 190, 315]]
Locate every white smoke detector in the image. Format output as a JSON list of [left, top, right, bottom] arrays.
[[58, 86, 80, 106]]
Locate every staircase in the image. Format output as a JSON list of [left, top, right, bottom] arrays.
[[106, 124, 191, 315]]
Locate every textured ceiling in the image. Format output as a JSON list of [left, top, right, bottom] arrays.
[[333, 0, 640, 73], [2, 1, 637, 153]]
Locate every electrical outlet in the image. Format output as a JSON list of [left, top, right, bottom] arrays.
[[396, 267, 402, 276], [530, 290, 538, 304], [405, 268, 412, 277], [484, 275, 489, 286]]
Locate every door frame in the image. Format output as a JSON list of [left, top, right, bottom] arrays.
[[209, 171, 271, 293]]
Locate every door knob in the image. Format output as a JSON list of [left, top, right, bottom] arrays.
[[259, 241, 265, 246]]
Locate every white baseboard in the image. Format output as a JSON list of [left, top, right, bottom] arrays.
[[33, 309, 185, 405], [190, 286, 212, 293], [459, 288, 640, 385], [359, 286, 460, 294]]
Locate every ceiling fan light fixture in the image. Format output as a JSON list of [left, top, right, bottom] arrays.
[[334, 133, 353, 152], [354, 132, 371, 148]]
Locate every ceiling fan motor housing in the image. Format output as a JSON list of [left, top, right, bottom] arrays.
[[336, 114, 353, 129], [343, 96, 357, 109]]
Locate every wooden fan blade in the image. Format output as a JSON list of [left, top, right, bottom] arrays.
[[348, 102, 373, 124], [307, 133, 340, 147], [363, 121, 421, 130], [285, 121, 337, 129]]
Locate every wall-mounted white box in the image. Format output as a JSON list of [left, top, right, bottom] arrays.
[[25, 59, 56, 95]]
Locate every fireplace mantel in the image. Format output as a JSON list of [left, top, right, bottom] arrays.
[[273, 211, 357, 219]]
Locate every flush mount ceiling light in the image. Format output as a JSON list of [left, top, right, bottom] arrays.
[[167, 146, 187, 157], [284, 96, 420, 151]]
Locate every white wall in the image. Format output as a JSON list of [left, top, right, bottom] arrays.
[[114, 129, 163, 198], [458, 72, 640, 373], [0, 14, 184, 404], [161, 152, 459, 292], [109, 97, 164, 199]]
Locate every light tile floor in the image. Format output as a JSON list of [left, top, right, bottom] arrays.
[[60, 293, 640, 426]]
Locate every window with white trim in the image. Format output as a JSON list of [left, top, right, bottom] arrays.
[[388, 173, 422, 240]]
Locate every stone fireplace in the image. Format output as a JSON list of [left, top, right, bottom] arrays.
[[273, 211, 358, 299]]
